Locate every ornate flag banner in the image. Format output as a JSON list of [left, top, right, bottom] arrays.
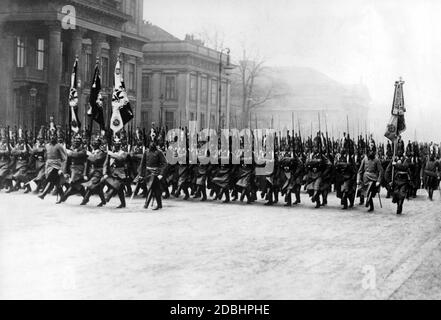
[[110, 59, 133, 134], [384, 78, 406, 141], [69, 57, 81, 133]]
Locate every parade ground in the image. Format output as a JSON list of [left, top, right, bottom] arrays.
[[1, 189, 441, 300]]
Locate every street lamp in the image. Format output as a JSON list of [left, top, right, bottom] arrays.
[[218, 48, 234, 131], [29, 87, 38, 132]]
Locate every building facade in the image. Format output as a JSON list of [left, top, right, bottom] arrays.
[[0, 0, 148, 130], [140, 36, 232, 131]]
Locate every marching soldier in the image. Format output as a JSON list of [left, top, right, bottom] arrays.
[[9, 129, 31, 193], [80, 135, 107, 207], [334, 149, 357, 209], [58, 134, 87, 204], [138, 141, 166, 210], [385, 154, 411, 214], [423, 146, 439, 200], [0, 129, 12, 191], [357, 143, 383, 212], [25, 127, 47, 194], [103, 137, 129, 208], [304, 142, 329, 208], [38, 130, 67, 201]]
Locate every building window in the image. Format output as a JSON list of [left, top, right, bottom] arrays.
[[190, 74, 197, 102], [16, 37, 26, 67], [165, 111, 174, 129], [165, 76, 176, 100], [201, 77, 208, 104], [101, 57, 109, 87], [36, 39, 44, 70], [211, 80, 218, 105], [190, 112, 195, 121], [127, 63, 135, 90], [142, 75, 151, 100]]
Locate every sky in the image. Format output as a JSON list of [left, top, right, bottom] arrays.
[[144, 0, 441, 141]]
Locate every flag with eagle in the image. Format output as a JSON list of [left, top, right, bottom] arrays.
[[384, 78, 406, 141], [110, 59, 133, 133], [69, 57, 81, 133], [87, 61, 105, 131]]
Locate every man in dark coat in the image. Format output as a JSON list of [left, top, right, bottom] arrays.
[[138, 141, 166, 210]]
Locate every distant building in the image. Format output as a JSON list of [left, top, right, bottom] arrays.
[[140, 31, 233, 131], [0, 0, 148, 130], [236, 66, 371, 135]]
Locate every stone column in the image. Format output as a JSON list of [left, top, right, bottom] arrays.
[[151, 72, 161, 126], [196, 72, 201, 130], [0, 25, 15, 126], [135, 56, 143, 127], [226, 80, 231, 129], [70, 27, 84, 63], [91, 31, 106, 76], [108, 36, 121, 87], [46, 21, 62, 123]]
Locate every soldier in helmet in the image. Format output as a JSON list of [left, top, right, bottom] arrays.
[[9, 129, 31, 193], [385, 151, 411, 214], [422, 146, 440, 200], [24, 127, 47, 194], [57, 133, 87, 204], [80, 135, 107, 207], [102, 136, 130, 208], [304, 137, 331, 208], [334, 147, 357, 210], [0, 129, 12, 191], [38, 131, 67, 201], [357, 141, 383, 212], [138, 141, 166, 210], [129, 128, 146, 197]]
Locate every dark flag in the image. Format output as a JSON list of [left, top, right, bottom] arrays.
[[385, 78, 406, 141], [87, 61, 105, 131], [69, 57, 81, 133], [110, 59, 133, 134]]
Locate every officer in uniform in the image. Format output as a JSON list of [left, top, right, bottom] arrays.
[[38, 131, 67, 201], [0, 129, 12, 191], [138, 141, 166, 210], [103, 137, 129, 208], [81, 135, 107, 207], [58, 134, 87, 204], [357, 142, 383, 212], [385, 154, 411, 214], [9, 129, 30, 193], [334, 149, 357, 209], [305, 143, 327, 208], [423, 146, 439, 200], [25, 127, 47, 194]]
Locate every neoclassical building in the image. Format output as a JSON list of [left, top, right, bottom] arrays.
[[0, 0, 148, 130], [140, 35, 233, 131]]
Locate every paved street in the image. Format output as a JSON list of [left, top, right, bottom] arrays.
[[1, 189, 441, 299]]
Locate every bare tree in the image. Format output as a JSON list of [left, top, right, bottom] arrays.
[[232, 50, 274, 128], [195, 30, 273, 129]]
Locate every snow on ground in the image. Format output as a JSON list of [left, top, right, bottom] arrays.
[[1, 189, 441, 299]]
